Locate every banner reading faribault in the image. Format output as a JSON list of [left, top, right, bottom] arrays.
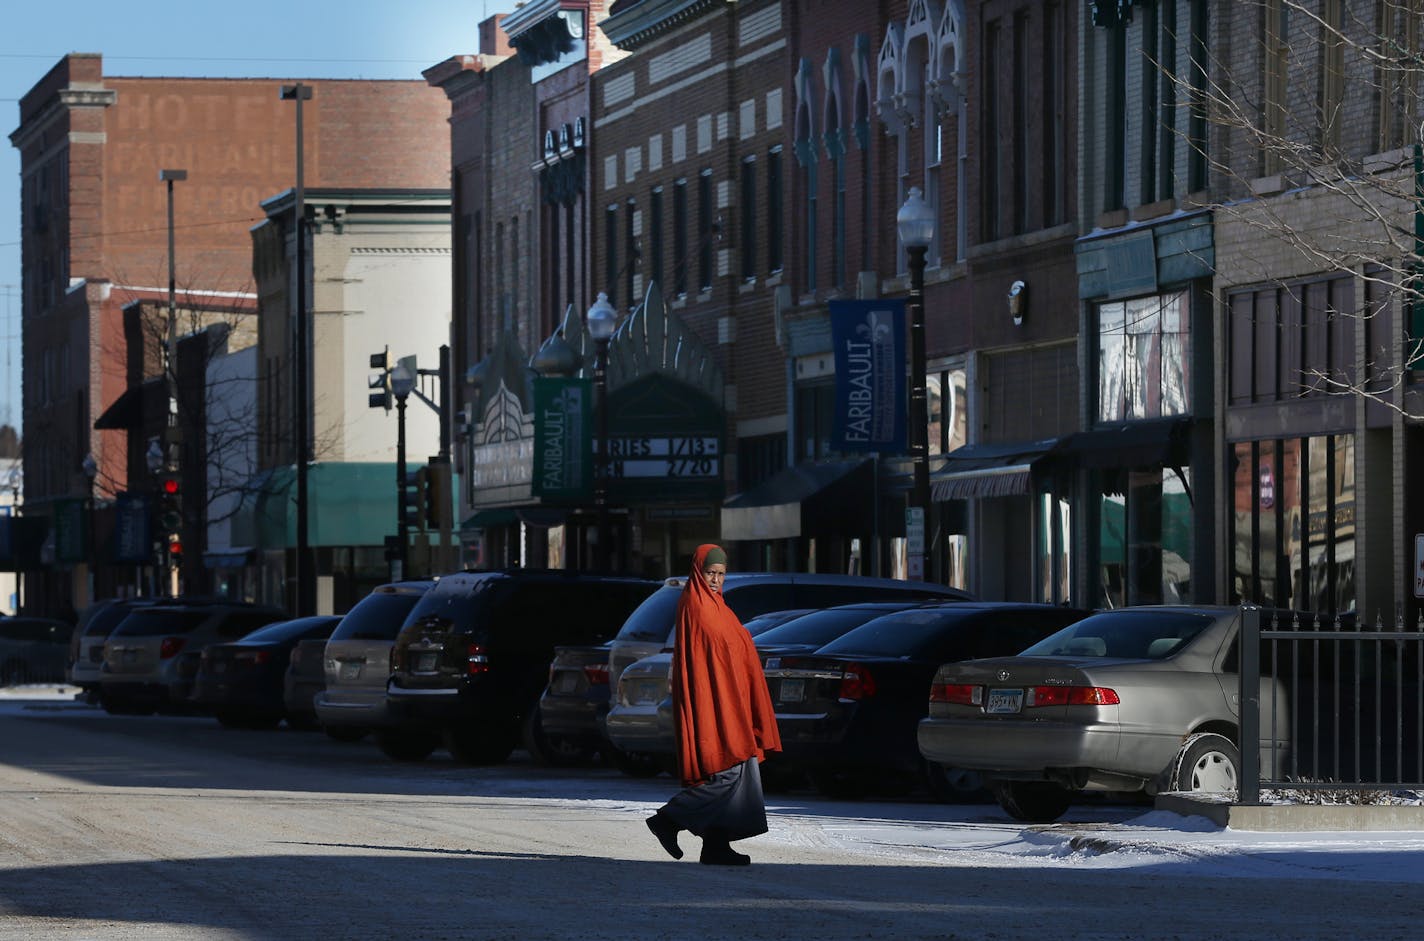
[[531, 377, 591, 500], [830, 299, 906, 453]]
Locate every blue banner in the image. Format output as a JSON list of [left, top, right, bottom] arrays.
[[830, 299, 907, 453]]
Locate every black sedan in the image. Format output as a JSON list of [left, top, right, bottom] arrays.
[[753, 602, 928, 659], [763, 602, 1089, 801], [192, 615, 341, 729]]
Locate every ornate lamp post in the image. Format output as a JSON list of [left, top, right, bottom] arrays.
[[391, 359, 417, 580], [82, 452, 98, 606], [586, 292, 617, 572], [897, 186, 936, 581]]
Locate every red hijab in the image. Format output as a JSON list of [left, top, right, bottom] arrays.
[[670, 544, 782, 786]]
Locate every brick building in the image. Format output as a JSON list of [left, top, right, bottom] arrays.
[[9, 54, 449, 612]]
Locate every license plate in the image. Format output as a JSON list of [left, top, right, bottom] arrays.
[[778, 678, 804, 703], [213, 662, 227, 674], [633, 679, 661, 705], [414, 652, 438, 672], [341, 662, 362, 680], [122, 650, 138, 665], [986, 688, 1024, 714], [553, 672, 580, 694]]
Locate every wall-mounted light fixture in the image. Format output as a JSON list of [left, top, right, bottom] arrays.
[[1008, 280, 1027, 327]]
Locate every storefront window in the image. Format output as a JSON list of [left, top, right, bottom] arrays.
[[1097, 465, 1192, 608], [1231, 434, 1354, 613], [1097, 290, 1190, 423]]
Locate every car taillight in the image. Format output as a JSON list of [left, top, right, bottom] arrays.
[[159, 637, 186, 659], [467, 642, 490, 676], [837, 664, 876, 701], [1026, 685, 1120, 707], [236, 650, 271, 666], [583, 663, 610, 686], [929, 683, 982, 705]]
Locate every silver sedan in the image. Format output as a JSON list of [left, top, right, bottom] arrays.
[[916, 605, 1290, 823]]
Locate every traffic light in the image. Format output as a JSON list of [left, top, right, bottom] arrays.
[[401, 468, 422, 530], [157, 472, 182, 535], [168, 535, 184, 566], [369, 346, 393, 411], [424, 458, 452, 532]]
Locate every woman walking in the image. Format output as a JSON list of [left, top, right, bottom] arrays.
[[645, 544, 782, 866]]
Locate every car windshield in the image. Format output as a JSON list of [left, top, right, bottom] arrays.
[[82, 602, 147, 636], [755, 606, 908, 648], [741, 609, 816, 636], [816, 608, 964, 658], [331, 591, 427, 641], [401, 578, 496, 634], [1020, 610, 1217, 660], [110, 609, 210, 636], [615, 588, 681, 643], [237, 617, 335, 645]]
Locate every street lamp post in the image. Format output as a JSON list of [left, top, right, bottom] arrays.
[[897, 186, 936, 582], [391, 361, 417, 580], [145, 438, 167, 596], [82, 452, 98, 607], [586, 293, 617, 572], [159, 169, 187, 440], [281, 81, 314, 616]]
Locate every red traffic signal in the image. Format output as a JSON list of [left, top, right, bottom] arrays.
[[161, 477, 180, 496], [168, 537, 184, 558]]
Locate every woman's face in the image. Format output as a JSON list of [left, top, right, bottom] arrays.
[[702, 562, 726, 594]]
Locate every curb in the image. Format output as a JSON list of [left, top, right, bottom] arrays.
[[1156, 792, 1424, 831]]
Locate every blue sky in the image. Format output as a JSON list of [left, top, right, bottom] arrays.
[[0, 0, 520, 437]]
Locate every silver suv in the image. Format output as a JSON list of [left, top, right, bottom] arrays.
[[313, 580, 435, 741], [99, 602, 286, 714]]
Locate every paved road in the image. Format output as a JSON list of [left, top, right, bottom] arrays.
[[0, 698, 1418, 940]]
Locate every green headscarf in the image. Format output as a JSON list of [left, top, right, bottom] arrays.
[[702, 546, 727, 567]]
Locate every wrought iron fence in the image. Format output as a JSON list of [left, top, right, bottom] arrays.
[[1237, 604, 1424, 803]]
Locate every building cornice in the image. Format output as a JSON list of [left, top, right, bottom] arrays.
[[600, 0, 724, 50]]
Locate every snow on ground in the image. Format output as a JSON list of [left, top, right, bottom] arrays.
[[5, 687, 1423, 886]]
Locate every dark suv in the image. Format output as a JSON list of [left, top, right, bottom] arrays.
[[382, 569, 658, 764]]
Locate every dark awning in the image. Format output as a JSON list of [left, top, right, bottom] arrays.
[[1058, 417, 1191, 469], [93, 385, 146, 431], [721, 459, 873, 542], [460, 506, 568, 531], [930, 439, 1063, 501]]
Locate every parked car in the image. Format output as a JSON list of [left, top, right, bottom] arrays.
[[753, 602, 927, 659], [1, 616, 73, 686], [602, 604, 905, 776], [607, 573, 973, 698], [191, 615, 341, 729], [312, 580, 436, 742], [915, 605, 1297, 823], [99, 602, 288, 714], [535, 641, 616, 767], [766, 602, 1089, 801], [68, 599, 161, 697], [383, 569, 659, 764], [283, 633, 330, 730]]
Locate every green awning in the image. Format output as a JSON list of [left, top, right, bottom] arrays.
[[231, 463, 401, 549], [461, 507, 518, 530]]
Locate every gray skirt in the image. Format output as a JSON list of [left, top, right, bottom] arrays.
[[657, 757, 768, 842]]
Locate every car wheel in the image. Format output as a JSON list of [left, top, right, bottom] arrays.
[[323, 725, 369, 743], [1166, 733, 1241, 794], [924, 761, 988, 804], [445, 725, 516, 765], [991, 780, 1075, 823], [810, 769, 874, 801], [608, 747, 663, 778], [376, 729, 439, 762], [520, 706, 597, 767]]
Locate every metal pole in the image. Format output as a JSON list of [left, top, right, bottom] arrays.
[[396, 393, 409, 578], [1239, 604, 1262, 804], [594, 337, 610, 571], [907, 244, 931, 582], [281, 83, 314, 616]]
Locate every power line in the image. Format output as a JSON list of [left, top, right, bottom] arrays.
[[0, 52, 442, 64]]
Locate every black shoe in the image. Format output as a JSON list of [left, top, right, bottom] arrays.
[[698, 832, 751, 866], [646, 813, 684, 860]]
